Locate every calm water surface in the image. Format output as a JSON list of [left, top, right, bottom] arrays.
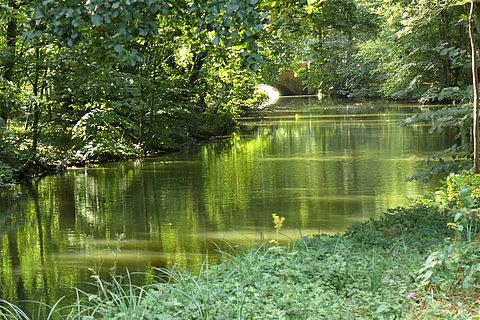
[[0, 97, 453, 304]]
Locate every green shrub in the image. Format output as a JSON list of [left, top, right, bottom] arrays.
[[345, 205, 453, 251], [0, 160, 15, 190], [417, 242, 480, 292]]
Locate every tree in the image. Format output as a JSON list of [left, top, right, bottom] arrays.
[[468, 0, 480, 172], [258, 0, 381, 98], [0, 0, 274, 175], [446, 0, 480, 172]]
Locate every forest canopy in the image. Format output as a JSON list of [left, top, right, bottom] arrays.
[[0, 0, 479, 190]]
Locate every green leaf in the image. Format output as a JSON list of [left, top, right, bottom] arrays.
[[34, 10, 44, 20], [375, 304, 389, 314], [119, 23, 126, 35], [454, 212, 462, 222], [449, 0, 470, 6], [104, 14, 112, 24], [114, 44, 123, 53], [254, 23, 263, 32], [91, 14, 102, 26], [229, 4, 240, 11], [459, 187, 472, 199], [151, 4, 161, 13]]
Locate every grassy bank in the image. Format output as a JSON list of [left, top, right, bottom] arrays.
[[2, 173, 480, 319]]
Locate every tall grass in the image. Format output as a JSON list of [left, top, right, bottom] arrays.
[[0, 298, 64, 320], [65, 270, 151, 320], [0, 299, 30, 320]]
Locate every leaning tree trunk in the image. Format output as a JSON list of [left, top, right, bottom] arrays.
[[469, 1, 480, 173]]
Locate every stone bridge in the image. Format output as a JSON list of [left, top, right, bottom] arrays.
[[273, 68, 316, 96]]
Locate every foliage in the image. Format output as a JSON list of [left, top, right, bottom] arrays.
[[0, 297, 63, 320], [0, 133, 28, 196], [436, 172, 480, 222], [435, 172, 480, 207], [0, 160, 16, 192], [0, 77, 23, 121], [345, 205, 453, 251], [1, 0, 476, 182], [259, 0, 379, 98], [402, 106, 472, 181], [260, 0, 472, 102], [362, 1, 470, 102], [416, 241, 480, 292], [0, 0, 276, 177], [415, 173, 480, 294]]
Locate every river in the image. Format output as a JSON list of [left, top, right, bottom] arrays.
[[0, 97, 453, 306]]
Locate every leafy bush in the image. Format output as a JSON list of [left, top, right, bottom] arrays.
[[402, 107, 472, 181], [202, 70, 267, 136], [415, 173, 480, 295], [417, 242, 480, 292], [434, 172, 480, 207], [345, 205, 453, 251], [0, 160, 16, 190], [0, 137, 27, 196], [72, 137, 139, 163]]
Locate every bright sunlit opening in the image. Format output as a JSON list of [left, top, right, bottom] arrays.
[[257, 84, 280, 105]]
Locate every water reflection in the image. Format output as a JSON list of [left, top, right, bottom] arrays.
[[0, 98, 453, 304]]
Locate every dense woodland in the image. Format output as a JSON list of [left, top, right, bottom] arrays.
[[0, 0, 479, 189], [5, 1, 480, 318]]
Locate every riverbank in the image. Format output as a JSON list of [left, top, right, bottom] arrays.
[[0, 116, 234, 198], [2, 172, 479, 319], [0, 92, 268, 198]]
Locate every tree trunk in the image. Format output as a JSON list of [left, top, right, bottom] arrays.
[[469, 1, 480, 173], [2, 0, 19, 122], [3, 0, 17, 82], [146, 45, 158, 150], [441, 10, 451, 87], [188, 51, 208, 87], [31, 48, 41, 157]]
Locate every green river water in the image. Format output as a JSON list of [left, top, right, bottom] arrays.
[[0, 97, 453, 305]]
